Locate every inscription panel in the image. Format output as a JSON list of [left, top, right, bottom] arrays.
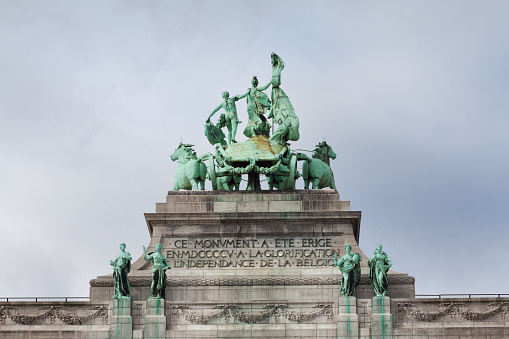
[[164, 236, 341, 269]]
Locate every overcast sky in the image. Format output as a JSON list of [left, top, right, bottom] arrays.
[[1, 1, 508, 297]]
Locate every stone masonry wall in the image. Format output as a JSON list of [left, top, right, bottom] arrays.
[[2, 297, 509, 338]]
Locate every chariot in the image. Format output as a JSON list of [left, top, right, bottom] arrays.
[[208, 136, 299, 191]]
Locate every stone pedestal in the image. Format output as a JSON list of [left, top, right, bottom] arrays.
[[370, 296, 392, 339], [110, 298, 133, 339], [337, 296, 358, 338], [144, 298, 166, 339], [88, 190, 414, 338]]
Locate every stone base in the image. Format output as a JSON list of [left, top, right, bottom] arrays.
[[144, 298, 166, 339], [337, 296, 358, 338], [110, 298, 133, 338], [370, 296, 392, 339]]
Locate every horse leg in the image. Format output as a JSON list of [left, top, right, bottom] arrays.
[[302, 161, 310, 189], [311, 177, 320, 189], [329, 177, 337, 189], [234, 175, 241, 190], [267, 175, 274, 190], [276, 175, 285, 190], [200, 163, 207, 190], [189, 178, 199, 190], [247, 173, 253, 190], [222, 178, 230, 190]]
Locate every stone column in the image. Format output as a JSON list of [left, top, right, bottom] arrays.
[[110, 299, 133, 339], [370, 296, 392, 339], [144, 298, 166, 339], [337, 296, 359, 339]]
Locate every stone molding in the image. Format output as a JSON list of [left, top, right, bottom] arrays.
[[397, 302, 509, 322], [90, 275, 414, 287], [359, 275, 415, 285], [150, 217, 358, 225], [165, 189, 339, 196], [0, 305, 108, 325], [171, 304, 333, 324]]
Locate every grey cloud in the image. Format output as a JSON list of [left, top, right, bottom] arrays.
[[1, 1, 508, 296]]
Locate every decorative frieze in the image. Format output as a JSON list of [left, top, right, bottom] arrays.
[[90, 275, 414, 287], [171, 304, 333, 324], [0, 305, 108, 325], [397, 302, 509, 322]]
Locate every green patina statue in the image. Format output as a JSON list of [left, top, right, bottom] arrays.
[[213, 145, 241, 190], [143, 243, 171, 299], [170, 143, 207, 190], [333, 244, 361, 297], [238, 76, 271, 138], [110, 243, 132, 299], [299, 141, 337, 189], [267, 148, 299, 190], [172, 53, 337, 191], [204, 114, 227, 147], [367, 244, 392, 297], [207, 91, 242, 145], [268, 53, 300, 145]]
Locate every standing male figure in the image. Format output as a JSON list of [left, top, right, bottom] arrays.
[[110, 243, 132, 299], [206, 91, 242, 145], [143, 243, 171, 299]]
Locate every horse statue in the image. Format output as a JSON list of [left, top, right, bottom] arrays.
[[217, 173, 241, 190], [267, 150, 300, 190], [170, 143, 207, 190], [299, 141, 337, 189]]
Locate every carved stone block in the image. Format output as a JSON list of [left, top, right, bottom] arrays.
[[370, 296, 393, 339], [337, 296, 359, 339], [144, 299, 166, 339], [110, 299, 132, 339]]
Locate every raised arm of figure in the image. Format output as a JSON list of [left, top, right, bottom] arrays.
[[235, 91, 248, 100], [142, 246, 150, 261], [207, 102, 223, 123], [258, 81, 271, 91]]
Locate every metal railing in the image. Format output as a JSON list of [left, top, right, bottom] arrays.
[[0, 297, 89, 302], [415, 294, 509, 299]]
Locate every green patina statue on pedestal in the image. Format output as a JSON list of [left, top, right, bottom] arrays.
[[333, 244, 361, 297], [143, 243, 171, 299], [368, 244, 392, 296], [110, 243, 132, 299]]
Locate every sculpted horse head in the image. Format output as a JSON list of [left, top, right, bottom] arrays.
[[171, 143, 197, 163], [312, 141, 337, 163], [170, 142, 207, 191]]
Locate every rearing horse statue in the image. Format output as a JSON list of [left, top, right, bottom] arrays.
[[170, 143, 207, 190], [299, 141, 337, 189]]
